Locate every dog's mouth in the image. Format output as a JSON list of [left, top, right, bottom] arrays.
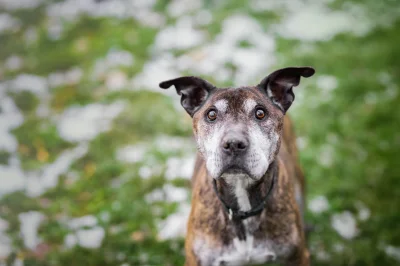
[[218, 166, 256, 180]]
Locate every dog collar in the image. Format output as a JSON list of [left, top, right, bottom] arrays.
[[212, 173, 276, 220]]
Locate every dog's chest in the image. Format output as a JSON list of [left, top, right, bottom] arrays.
[[194, 234, 277, 266]]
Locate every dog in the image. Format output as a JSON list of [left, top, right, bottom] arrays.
[[159, 66, 315, 266]]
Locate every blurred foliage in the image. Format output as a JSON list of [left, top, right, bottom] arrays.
[[0, 0, 399, 265]]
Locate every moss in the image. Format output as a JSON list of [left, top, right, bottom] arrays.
[[0, 150, 10, 164], [8, 90, 39, 113], [107, 90, 192, 141], [12, 118, 73, 170]]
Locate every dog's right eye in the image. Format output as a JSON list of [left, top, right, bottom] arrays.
[[207, 110, 217, 121], [255, 108, 266, 120]]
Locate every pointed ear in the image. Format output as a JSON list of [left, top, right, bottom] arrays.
[[258, 67, 315, 113], [159, 76, 216, 116]]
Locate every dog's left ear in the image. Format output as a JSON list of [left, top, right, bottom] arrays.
[[258, 67, 315, 113], [159, 76, 216, 116]]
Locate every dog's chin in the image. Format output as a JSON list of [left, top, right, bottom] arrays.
[[217, 166, 257, 180]]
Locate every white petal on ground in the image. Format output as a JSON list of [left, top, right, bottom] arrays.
[[13, 259, 23, 266], [131, 0, 164, 28], [145, 189, 164, 203], [117, 144, 147, 163], [333, 243, 345, 253], [355, 201, 371, 221], [315, 249, 331, 261], [10, 74, 48, 95], [231, 46, 271, 85], [132, 53, 181, 92], [47, 0, 125, 21], [0, 218, 11, 259], [296, 137, 308, 150], [331, 211, 359, 240], [18, 211, 45, 250], [220, 15, 273, 48], [194, 9, 213, 26], [249, 0, 306, 12], [316, 75, 338, 91], [318, 144, 334, 167], [48, 67, 83, 87], [68, 215, 98, 230], [0, 85, 24, 152], [6, 74, 50, 119], [308, 195, 330, 214], [47, 20, 63, 40], [175, 14, 275, 85], [133, 9, 165, 28], [76, 226, 105, 249], [163, 184, 188, 202], [157, 203, 191, 240], [384, 245, 400, 262], [0, 165, 25, 196], [64, 233, 77, 248], [64, 227, 105, 249], [276, 4, 372, 41], [105, 70, 128, 91], [92, 49, 134, 80], [0, 0, 44, 10], [166, 0, 201, 18], [48, 72, 66, 88], [153, 16, 205, 51], [154, 135, 196, 153], [145, 184, 188, 203], [99, 212, 110, 223], [4, 55, 23, 71], [57, 102, 125, 142], [36, 95, 51, 118], [129, 0, 165, 28], [138, 165, 162, 179], [105, 49, 134, 68], [47, 0, 158, 25], [165, 156, 195, 180], [24, 26, 38, 44], [65, 67, 84, 85], [0, 218, 9, 234], [316, 75, 339, 103], [25, 144, 88, 197], [0, 13, 20, 33]]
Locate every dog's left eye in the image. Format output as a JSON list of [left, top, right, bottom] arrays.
[[255, 108, 266, 120], [207, 110, 217, 121]]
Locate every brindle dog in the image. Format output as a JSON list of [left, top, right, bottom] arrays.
[[159, 67, 315, 266]]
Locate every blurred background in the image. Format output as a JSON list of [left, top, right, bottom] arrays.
[[0, 0, 399, 265]]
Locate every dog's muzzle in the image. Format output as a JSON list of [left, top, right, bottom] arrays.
[[220, 130, 249, 155]]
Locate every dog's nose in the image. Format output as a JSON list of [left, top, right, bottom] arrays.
[[221, 138, 248, 154]]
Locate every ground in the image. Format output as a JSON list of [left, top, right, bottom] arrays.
[[0, 0, 400, 265]]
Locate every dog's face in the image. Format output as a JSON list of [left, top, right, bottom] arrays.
[[192, 88, 284, 180], [160, 67, 315, 181]]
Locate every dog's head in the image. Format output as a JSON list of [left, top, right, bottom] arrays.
[[160, 67, 315, 182]]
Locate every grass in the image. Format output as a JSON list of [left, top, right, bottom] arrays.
[[0, 0, 399, 265]]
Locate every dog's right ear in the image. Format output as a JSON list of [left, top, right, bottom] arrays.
[[258, 67, 315, 113], [159, 76, 216, 116]]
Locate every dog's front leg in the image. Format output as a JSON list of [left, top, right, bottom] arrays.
[[285, 247, 310, 266], [184, 253, 200, 266], [184, 239, 200, 266]]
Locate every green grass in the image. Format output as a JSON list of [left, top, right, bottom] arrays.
[[0, 0, 399, 265]]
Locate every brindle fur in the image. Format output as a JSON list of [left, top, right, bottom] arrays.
[[185, 120, 308, 266], [160, 67, 314, 266], [185, 89, 308, 266]]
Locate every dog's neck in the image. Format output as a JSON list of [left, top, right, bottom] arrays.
[[215, 161, 277, 216]]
